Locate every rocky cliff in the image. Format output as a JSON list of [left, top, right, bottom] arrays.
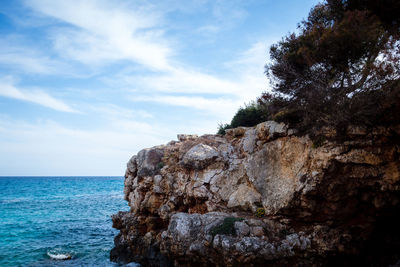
[[111, 121, 400, 266]]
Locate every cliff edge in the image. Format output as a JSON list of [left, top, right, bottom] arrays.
[[111, 121, 400, 266]]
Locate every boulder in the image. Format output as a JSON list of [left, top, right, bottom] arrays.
[[181, 144, 219, 170]]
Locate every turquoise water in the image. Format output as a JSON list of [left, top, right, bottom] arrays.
[[0, 176, 137, 267]]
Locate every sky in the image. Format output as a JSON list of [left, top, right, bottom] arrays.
[[0, 0, 319, 176]]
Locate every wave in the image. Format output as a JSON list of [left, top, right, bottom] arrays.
[[0, 198, 29, 204], [47, 251, 72, 260]]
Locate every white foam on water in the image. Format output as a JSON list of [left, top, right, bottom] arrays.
[[47, 251, 72, 260]]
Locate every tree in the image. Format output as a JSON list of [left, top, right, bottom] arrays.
[[263, 0, 400, 133]]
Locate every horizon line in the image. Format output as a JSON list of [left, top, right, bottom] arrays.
[[0, 175, 124, 177]]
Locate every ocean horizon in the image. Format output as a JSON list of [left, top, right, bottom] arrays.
[[0, 176, 138, 267]]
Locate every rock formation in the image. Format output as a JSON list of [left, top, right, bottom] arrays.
[[111, 121, 400, 266]]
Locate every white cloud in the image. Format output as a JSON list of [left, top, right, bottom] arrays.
[[26, 0, 172, 71], [197, 25, 220, 34], [116, 41, 270, 116], [133, 95, 239, 119], [89, 103, 153, 120], [211, 0, 248, 26], [106, 41, 270, 98], [0, 78, 77, 113], [0, 36, 72, 75], [226, 41, 270, 71], [133, 67, 243, 95]]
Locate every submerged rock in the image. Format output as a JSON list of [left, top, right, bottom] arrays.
[[111, 121, 400, 266]]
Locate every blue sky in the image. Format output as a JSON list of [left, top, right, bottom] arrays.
[[0, 0, 319, 176]]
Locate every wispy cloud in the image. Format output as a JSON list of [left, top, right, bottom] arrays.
[[113, 41, 270, 116], [89, 103, 153, 120], [132, 68, 243, 95], [197, 25, 221, 34], [17, 0, 273, 128], [226, 41, 270, 71], [0, 35, 72, 75], [26, 0, 172, 71], [133, 95, 239, 118], [210, 0, 248, 27], [23, 0, 270, 107], [0, 77, 77, 113]]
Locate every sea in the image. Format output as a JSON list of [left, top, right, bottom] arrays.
[[0, 176, 139, 267]]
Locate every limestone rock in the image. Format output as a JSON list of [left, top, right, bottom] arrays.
[[255, 121, 288, 141], [181, 143, 219, 169], [227, 184, 261, 212], [225, 127, 248, 137], [234, 221, 250, 236], [111, 121, 400, 266], [126, 155, 137, 175], [177, 134, 198, 142], [136, 146, 165, 177]]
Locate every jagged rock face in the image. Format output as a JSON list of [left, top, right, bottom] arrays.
[[111, 121, 400, 266]]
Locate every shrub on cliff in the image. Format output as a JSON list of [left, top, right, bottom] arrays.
[[217, 102, 267, 134]]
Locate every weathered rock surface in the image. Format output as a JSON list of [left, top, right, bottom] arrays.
[[111, 121, 400, 266]]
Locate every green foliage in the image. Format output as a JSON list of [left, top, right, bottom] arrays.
[[210, 217, 244, 237], [255, 208, 265, 218], [217, 102, 268, 134], [217, 123, 230, 135], [262, 0, 400, 135], [230, 102, 267, 128]]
